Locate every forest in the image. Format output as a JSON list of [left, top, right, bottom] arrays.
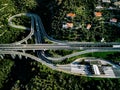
[[0, 0, 120, 90]]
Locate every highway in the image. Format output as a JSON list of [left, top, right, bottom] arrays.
[[41, 49, 120, 61], [0, 50, 56, 70], [8, 13, 35, 44], [7, 13, 120, 45], [1, 49, 120, 70], [2, 13, 120, 60], [0, 44, 120, 51], [0, 13, 120, 78]]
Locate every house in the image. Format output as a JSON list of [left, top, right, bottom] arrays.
[[101, 38, 105, 42], [96, 5, 103, 9], [108, 6, 114, 10], [94, 12, 102, 17], [62, 23, 73, 29], [66, 13, 76, 19], [110, 18, 117, 22], [114, 1, 120, 7], [86, 24, 92, 30], [102, 0, 111, 3]]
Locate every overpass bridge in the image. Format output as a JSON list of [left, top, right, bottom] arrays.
[[0, 44, 120, 51], [0, 13, 120, 78]]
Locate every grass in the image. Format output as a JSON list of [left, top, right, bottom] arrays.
[[81, 52, 116, 58], [59, 51, 119, 64]]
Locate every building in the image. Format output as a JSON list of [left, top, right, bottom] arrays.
[[114, 1, 120, 7], [94, 12, 102, 17], [102, 66, 115, 77], [86, 24, 92, 30], [110, 18, 117, 22], [66, 13, 76, 19], [101, 38, 105, 42], [96, 5, 104, 9], [92, 65, 101, 75], [62, 23, 73, 29], [71, 64, 87, 74], [108, 6, 114, 10], [102, 0, 111, 3]]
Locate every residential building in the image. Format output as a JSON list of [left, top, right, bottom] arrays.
[[96, 5, 104, 9], [102, 0, 111, 3], [86, 24, 92, 30], [94, 12, 102, 17], [110, 18, 117, 22], [66, 13, 76, 19], [62, 23, 73, 29], [114, 1, 120, 7]]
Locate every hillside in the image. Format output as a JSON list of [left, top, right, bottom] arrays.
[[0, 0, 120, 90]]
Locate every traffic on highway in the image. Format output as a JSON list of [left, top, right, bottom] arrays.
[[0, 12, 120, 78]]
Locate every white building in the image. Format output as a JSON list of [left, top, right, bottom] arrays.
[[102, 0, 111, 3], [101, 38, 105, 42], [96, 5, 103, 9], [71, 64, 87, 75], [62, 23, 73, 29], [92, 65, 100, 75]]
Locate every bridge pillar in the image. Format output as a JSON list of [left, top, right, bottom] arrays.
[[25, 40, 28, 44], [18, 54, 22, 59], [22, 50, 27, 59], [22, 50, 25, 53], [0, 55, 4, 59], [30, 36, 32, 39], [25, 56, 28, 59], [33, 50, 35, 53], [11, 54, 16, 59]]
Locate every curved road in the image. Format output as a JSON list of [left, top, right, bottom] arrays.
[[0, 13, 120, 78], [41, 49, 120, 61], [8, 13, 120, 45], [1, 49, 120, 69], [0, 50, 56, 70], [2, 13, 120, 62], [8, 13, 35, 44]]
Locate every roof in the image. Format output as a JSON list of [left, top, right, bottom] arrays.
[[62, 23, 73, 29], [86, 24, 92, 30], [110, 18, 117, 22], [67, 23, 73, 28], [92, 65, 100, 75], [94, 12, 102, 17], [96, 5, 103, 9], [114, 1, 120, 6], [101, 38, 105, 42], [66, 13, 76, 18], [102, 0, 111, 3], [71, 64, 87, 74]]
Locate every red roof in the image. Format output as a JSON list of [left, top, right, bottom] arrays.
[[95, 12, 102, 17], [66, 13, 76, 18], [62, 23, 73, 29], [66, 23, 73, 28]]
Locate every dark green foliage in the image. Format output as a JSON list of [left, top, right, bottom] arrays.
[[26, 62, 120, 90], [0, 0, 34, 44], [1, 57, 120, 90], [57, 52, 120, 64], [0, 59, 14, 89], [0, 0, 120, 90], [51, 0, 120, 42]]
